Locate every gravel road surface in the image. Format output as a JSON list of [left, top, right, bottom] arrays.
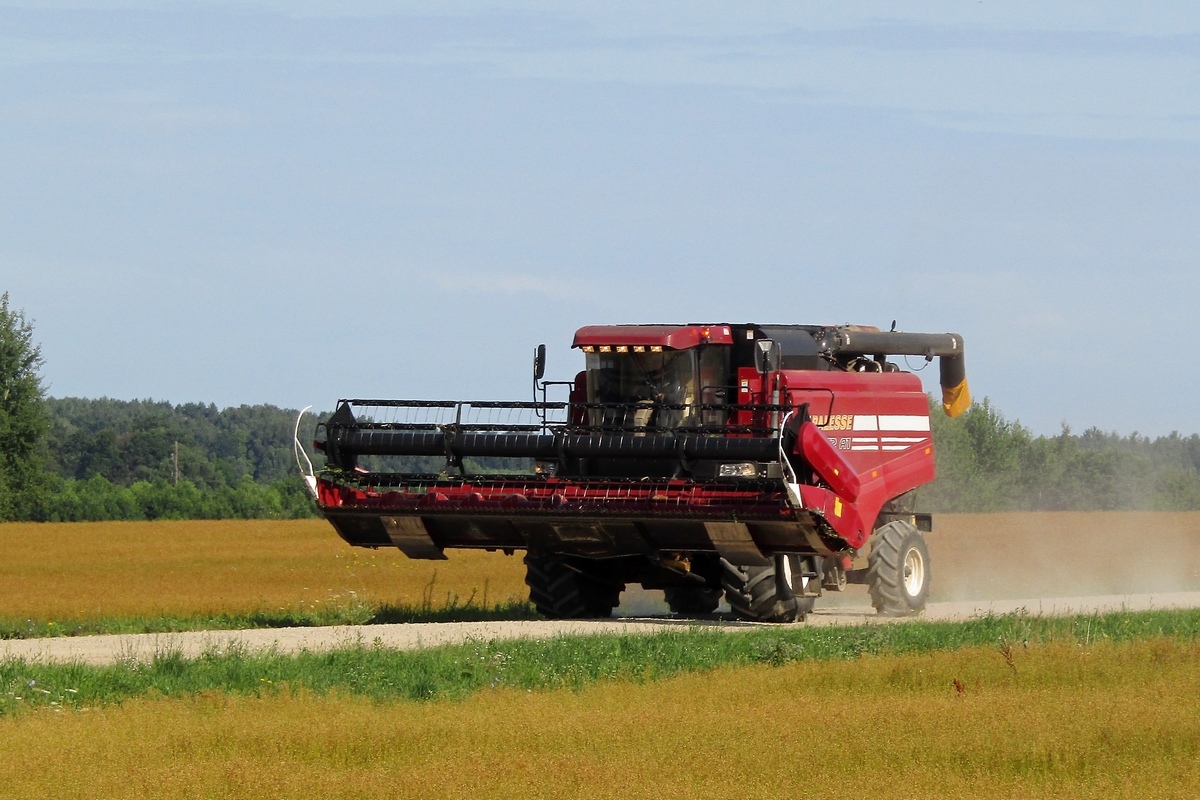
[[5, 590, 1199, 666]]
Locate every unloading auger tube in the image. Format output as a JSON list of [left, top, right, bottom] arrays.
[[310, 321, 970, 622], [816, 328, 971, 417]]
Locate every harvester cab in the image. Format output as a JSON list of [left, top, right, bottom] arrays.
[[311, 322, 969, 623]]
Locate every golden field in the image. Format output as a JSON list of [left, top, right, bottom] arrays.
[[0, 511, 1197, 623], [2, 638, 1198, 799], [0, 520, 530, 620]]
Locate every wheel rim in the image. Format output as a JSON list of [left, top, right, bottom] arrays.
[[780, 556, 808, 592], [902, 546, 925, 597]]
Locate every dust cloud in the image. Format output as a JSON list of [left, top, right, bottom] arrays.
[[925, 511, 1200, 603], [613, 512, 1200, 615]]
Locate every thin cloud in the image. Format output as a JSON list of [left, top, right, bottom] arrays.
[[432, 271, 581, 299]]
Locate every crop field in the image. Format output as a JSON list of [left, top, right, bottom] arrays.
[[0, 520, 531, 634], [2, 512, 1198, 637], [1, 632, 1198, 799]]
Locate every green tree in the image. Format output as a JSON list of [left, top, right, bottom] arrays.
[[926, 397, 1030, 511], [0, 293, 49, 520]]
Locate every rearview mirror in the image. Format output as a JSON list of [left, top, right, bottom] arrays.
[[533, 344, 547, 381], [754, 340, 781, 374]]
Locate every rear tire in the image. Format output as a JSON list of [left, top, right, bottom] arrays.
[[524, 554, 623, 619], [721, 555, 815, 622], [664, 585, 722, 615], [867, 520, 930, 616]]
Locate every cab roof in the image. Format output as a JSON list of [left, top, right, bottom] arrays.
[[572, 324, 736, 350]]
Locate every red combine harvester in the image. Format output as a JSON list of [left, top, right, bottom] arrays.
[[310, 323, 969, 622]]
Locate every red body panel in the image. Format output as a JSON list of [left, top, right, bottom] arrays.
[[784, 370, 933, 547], [785, 369, 932, 475]]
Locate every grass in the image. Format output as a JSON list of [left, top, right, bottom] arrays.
[[0, 598, 538, 639], [1, 631, 1198, 798], [0, 519, 531, 637], [3, 607, 1200, 713]]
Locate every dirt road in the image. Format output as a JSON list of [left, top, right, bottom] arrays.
[[5, 589, 1199, 666]]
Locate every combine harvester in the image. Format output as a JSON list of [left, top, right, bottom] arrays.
[[306, 323, 969, 622]]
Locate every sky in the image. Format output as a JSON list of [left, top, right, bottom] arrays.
[[2, 2, 1198, 437]]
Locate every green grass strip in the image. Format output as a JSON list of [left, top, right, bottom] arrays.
[[0, 600, 538, 640], [4, 607, 1200, 715]]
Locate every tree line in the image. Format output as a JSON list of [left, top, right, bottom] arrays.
[[2, 292, 1198, 520], [924, 398, 1200, 512], [29, 397, 323, 521]]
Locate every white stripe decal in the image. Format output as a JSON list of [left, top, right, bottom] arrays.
[[878, 415, 930, 431], [852, 415, 878, 431]]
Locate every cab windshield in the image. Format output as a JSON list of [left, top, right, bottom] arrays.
[[583, 347, 727, 432]]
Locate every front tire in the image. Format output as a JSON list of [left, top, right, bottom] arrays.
[[866, 520, 930, 616], [721, 555, 816, 622], [524, 554, 623, 619]]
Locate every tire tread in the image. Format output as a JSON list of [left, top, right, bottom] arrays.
[[867, 520, 930, 616]]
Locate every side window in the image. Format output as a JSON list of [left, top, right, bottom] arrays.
[[698, 347, 730, 429]]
